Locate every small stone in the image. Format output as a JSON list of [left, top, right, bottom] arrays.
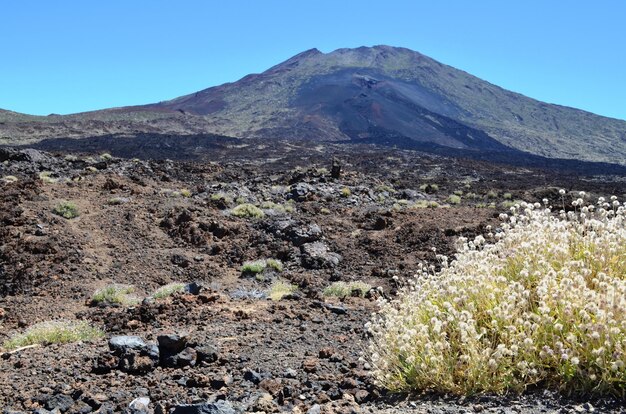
[[302, 358, 318, 373], [253, 393, 276, 412], [109, 336, 147, 353], [196, 344, 219, 364], [157, 334, 187, 354], [129, 396, 150, 410], [259, 378, 283, 396], [244, 369, 262, 384], [170, 400, 235, 414], [306, 404, 321, 414], [45, 394, 74, 412], [284, 368, 298, 379]]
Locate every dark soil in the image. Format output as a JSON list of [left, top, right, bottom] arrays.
[[1, 144, 624, 413]]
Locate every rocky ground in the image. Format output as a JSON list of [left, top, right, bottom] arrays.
[[1, 144, 625, 413]]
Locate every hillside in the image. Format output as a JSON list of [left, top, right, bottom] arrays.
[[2, 46, 626, 165]]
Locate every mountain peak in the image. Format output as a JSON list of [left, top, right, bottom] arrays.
[[3, 46, 626, 166]]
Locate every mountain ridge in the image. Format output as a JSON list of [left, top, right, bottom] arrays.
[[2, 45, 626, 165]]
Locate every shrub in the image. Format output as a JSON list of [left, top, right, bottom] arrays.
[[486, 190, 498, 199], [410, 200, 440, 209], [91, 284, 138, 305], [447, 194, 462, 204], [241, 260, 267, 275], [324, 281, 372, 298], [180, 188, 192, 198], [340, 187, 352, 197], [268, 279, 298, 301], [376, 185, 396, 194], [368, 199, 626, 396], [39, 171, 58, 184], [261, 201, 294, 214], [85, 166, 98, 173], [265, 259, 284, 272], [232, 203, 264, 219], [211, 192, 233, 204], [503, 192, 513, 200], [152, 282, 186, 299], [321, 207, 331, 214], [453, 190, 464, 196], [100, 153, 112, 161], [64, 154, 78, 162], [2, 320, 103, 350], [2, 175, 18, 183], [53, 201, 79, 219]]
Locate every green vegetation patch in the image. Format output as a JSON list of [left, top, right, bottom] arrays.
[[3, 320, 103, 350], [152, 282, 186, 299], [268, 279, 298, 301], [368, 199, 626, 396], [91, 284, 138, 306], [324, 281, 372, 298], [53, 201, 79, 219], [232, 203, 265, 219]]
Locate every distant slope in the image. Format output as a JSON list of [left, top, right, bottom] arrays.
[[147, 46, 626, 164], [2, 46, 626, 165]]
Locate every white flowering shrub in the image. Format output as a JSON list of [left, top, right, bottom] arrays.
[[367, 196, 626, 396]]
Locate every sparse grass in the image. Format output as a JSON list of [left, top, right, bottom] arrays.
[[91, 284, 138, 305], [152, 282, 186, 299], [486, 190, 498, 199], [261, 201, 295, 214], [85, 166, 98, 173], [2, 320, 103, 351], [324, 281, 372, 298], [376, 185, 396, 194], [321, 207, 331, 214], [340, 187, 352, 197], [453, 190, 464, 196], [53, 201, 79, 219], [180, 188, 192, 198], [241, 259, 283, 279], [211, 192, 233, 204], [39, 171, 58, 184], [241, 260, 267, 275], [268, 279, 298, 301], [100, 153, 112, 161], [1, 175, 18, 183], [265, 259, 284, 272], [501, 200, 525, 209], [108, 197, 129, 205], [368, 198, 626, 396], [410, 200, 440, 209], [503, 192, 513, 199], [232, 203, 265, 219], [447, 194, 462, 204], [419, 183, 439, 193], [63, 154, 78, 162]]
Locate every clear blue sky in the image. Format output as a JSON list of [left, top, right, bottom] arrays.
[[1, 0, 625, 120]]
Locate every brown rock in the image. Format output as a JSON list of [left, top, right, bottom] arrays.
[[302, 357, 318, 373], [259, 378, 283, 396]]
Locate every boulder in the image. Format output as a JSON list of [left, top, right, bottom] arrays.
[[108, 336, 159, 374], [301, 242, 342, 269]]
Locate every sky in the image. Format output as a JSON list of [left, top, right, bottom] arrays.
[[1, 1, 625, 120]]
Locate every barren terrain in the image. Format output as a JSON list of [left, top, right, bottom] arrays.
[[1, 143, 625, 413]]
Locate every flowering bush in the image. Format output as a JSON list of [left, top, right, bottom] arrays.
[[367, 196, 626, 396]]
